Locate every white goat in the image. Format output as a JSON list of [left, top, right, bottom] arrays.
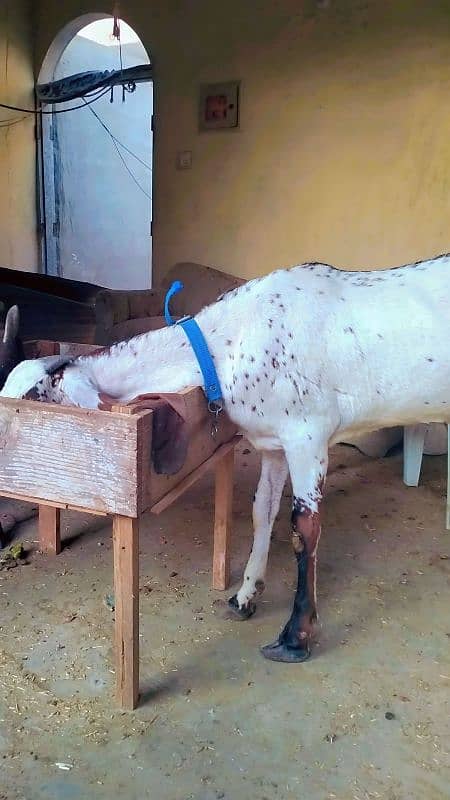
[[2, 255, 449, 662]]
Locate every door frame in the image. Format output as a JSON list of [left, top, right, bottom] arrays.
[[36, 13, 153, 286]]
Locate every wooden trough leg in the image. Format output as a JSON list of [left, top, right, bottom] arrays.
[[113, 515, 139, 710], [213, 447, 234, 590], [38, 505, 61, 554]]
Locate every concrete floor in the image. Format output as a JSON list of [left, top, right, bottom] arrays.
[[0, 440, 448, 800]]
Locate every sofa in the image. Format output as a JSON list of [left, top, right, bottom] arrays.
[[0, 263, 244, 345]]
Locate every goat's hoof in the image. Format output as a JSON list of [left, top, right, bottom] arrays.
[[227, 594, 256, 620], [260, 639, 310, 663]]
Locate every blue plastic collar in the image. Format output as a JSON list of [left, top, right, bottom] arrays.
[[164, 281, 223, 408]]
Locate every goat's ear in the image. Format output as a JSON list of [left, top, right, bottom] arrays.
[[39, 354, 74, 374], [3, 305, 20, 343], [152, 402, 188, 475]]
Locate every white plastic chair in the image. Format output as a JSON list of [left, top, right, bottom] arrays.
[[403, 424, 450, 529]]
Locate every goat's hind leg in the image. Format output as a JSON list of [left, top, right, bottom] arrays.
[[228, 450, 288, 620], [262, 436, 327, 662]]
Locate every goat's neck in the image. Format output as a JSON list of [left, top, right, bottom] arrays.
[[80, 324, 204, 401]]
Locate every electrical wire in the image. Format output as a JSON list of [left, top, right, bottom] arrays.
[[109, 135, 152, 200], [84, 100, 151, 170], [0, 114, 30, 128], [82, 98, 151, 200], [0, 87, 111, 116]]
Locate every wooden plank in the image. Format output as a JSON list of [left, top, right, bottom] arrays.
[[0, 490, 108, 516], [38, 505, 61, 554], [111, 402, 153, 514], [113, 515, 139, 710], [150, 436, 240, 515], [135, 411, 153, 516], [213, 448, 234, 590], [0, 398, 151, 516]]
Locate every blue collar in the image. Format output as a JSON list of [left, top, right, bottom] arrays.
[[164, 280, 223, 410]]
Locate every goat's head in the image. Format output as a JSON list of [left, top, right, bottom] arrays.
[[0, 305, 24, 390], [0, 355, 102, 407]]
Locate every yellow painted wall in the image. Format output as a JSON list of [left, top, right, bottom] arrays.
[[0, 0, 37, 271], [34, 1, 450, 282]]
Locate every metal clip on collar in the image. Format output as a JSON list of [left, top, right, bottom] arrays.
[[208, 399, 223, 439]]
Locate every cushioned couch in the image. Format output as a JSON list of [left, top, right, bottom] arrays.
[[0, 263, 244, 344]]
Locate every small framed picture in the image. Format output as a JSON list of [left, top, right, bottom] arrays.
[[199, 81, 240, 131]]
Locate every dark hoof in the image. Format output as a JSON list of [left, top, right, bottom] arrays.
[[260, 639, 311, 663], [227, 594, 256, 620]]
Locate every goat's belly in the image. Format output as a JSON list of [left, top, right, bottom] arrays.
[[333, 396, 450, 447], [232, 420, 284, 452], [245, 433, 284, 451], [226, 406, 285, 451]]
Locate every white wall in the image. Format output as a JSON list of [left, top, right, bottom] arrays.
[[44, 34, 152, 289]]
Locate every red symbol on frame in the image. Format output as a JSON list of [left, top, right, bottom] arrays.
[[205, 94, 228, 121]]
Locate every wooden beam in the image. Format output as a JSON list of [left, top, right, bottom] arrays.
[[113, 515, 139, 710], [150, 436, 240, 515], [213, 448, 234, 590], [38, 505, 61, 554]]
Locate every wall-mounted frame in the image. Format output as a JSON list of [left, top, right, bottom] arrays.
[[199, 81, 240, 131]]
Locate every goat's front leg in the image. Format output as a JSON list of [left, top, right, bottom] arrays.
[[229, 449, 288, 619], [262, 435, 327, 662]]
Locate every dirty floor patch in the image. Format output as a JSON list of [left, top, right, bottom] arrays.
[[0, 441, 448, 800]]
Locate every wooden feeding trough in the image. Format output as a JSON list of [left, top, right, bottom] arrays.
[[0, 340, 239, 709]]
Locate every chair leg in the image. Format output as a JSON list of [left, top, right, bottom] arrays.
[[403, 425, 426, 487]]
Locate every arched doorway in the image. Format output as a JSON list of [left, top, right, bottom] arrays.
[[38, 15, 153, 289]]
